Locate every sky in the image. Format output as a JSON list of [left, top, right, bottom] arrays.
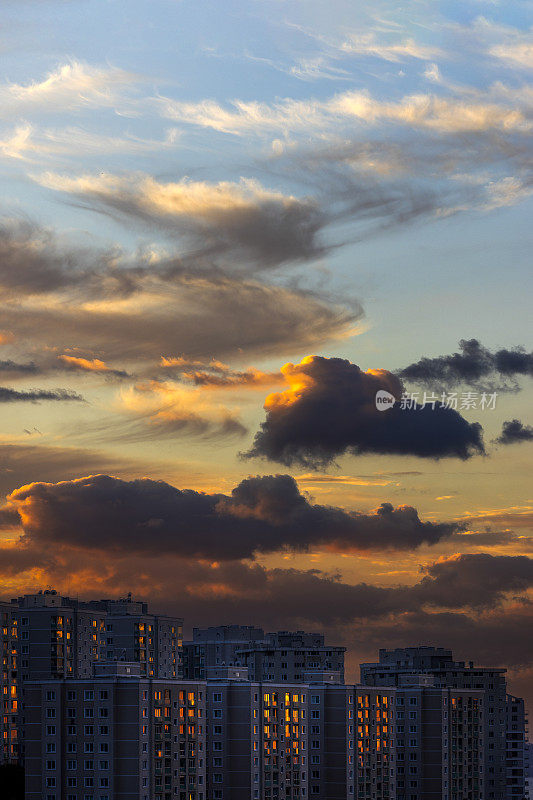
[[0, 0, 532, 706]]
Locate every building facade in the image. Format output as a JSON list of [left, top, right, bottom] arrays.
[[1, 601, 18, 763], [184, 626, 346, 684], [360, 646, 524, 800]]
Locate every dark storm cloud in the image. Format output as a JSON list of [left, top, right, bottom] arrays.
[[0, 386, 84, 403], [3, 473, 462, 559], [0, 360, 39, 375], [413, 554, 533, 609], [0, 220, 360, 362], [246, 355, 484, 468], [496, 419, 533, 445], [399, 338, 533, 390], [1, 544, 530, 628]]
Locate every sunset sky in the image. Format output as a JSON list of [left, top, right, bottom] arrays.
[[1, 0, 532, 706]]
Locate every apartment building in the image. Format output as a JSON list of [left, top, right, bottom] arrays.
[[183, 625, 265, 680], [1, 601, 18, 763], [23, 665, 496, 800], [0, 590, 183, 768], [360, 647, 518, 800], [184, 626, 346, 684], [506, 695, 529, 800], [24, 664, 352, 800], [24, 662, 207, 800]]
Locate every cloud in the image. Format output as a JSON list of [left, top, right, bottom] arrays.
[[36, 172, 326, 270], [246, 355, 484, 468], [113, 380, 247, 441], [0, 61, 139, 118], [2, 473, 463, 560], [399, 338, 533, 390], [0, 123, 179, 162], [0, 386, 84, 403], [496, 419, 533, 445], [340, 33, 444, 63], [486, 23, 533, 70], [58, 355, 129, 379], [160, 87, 531, 137], [0, 219, 361, 362], [0, 359, 39, 375], [159, 356, 281, 389]]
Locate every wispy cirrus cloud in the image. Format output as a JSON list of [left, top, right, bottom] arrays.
[[0, 61, 141, 119], [159, 86, 531, 137], [0, 123, 180, 161]]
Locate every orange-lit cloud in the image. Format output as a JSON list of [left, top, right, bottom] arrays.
[[159, 355, 282, 390], [59, 355, 112, 372]]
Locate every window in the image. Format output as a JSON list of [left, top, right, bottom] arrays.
[[46, 690, 56, 701], [99, 690, 108, 700], [84, 690, 94, 701], [46, 708, 56, 718], [67, 690, 77, 701], [46, 760, 56, 770], [46, 726, 56, 736], [46, 743, 56, 754], [212, 693, 222, 702]]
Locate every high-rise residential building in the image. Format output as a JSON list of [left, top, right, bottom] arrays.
[[506, 695, 529, 800], [86, 595, 183, 679], [183, 625, 265, 680], [360, 646, 523, 800], [23, 665, 497, 800], [184, 626, 346, 684], [24, 662, 207, 800], [0, 589, 183, 767], [1, 601, 18, 763], [1, 590, 528, 800], [238, 631, 346, 684], [24, 663, 351, 800]]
